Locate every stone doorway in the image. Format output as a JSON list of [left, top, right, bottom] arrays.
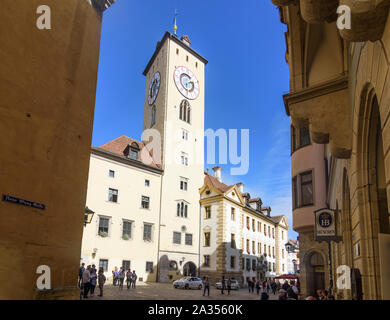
[[306, 252, 325, 296], [183, 261, 197, 277]]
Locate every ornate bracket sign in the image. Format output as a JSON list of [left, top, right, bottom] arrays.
[[2, 194, 45, 210], [314, 208, 342, 243]]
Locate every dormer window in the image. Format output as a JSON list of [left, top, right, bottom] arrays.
[[125, 142, 140, 161]]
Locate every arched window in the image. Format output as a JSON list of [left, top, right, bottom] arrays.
[[177, 203, 180, 217], [179, 100, 191, 124], [150, 105, 156, 127], [184, 204, 188, 218], [177, 201, 189, 218]]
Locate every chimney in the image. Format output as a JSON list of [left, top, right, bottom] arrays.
[[236, 183, 244, 193], [181, 35, 191, 46], [212, 166, 222, 182]]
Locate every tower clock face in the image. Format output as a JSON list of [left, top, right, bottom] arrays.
[[148, 72, 161, 105], [174, 66, 200, 100]]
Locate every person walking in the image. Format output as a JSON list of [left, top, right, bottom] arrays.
[[126, 269, 132, 290], [287, 280, 299, 300], [202, 276, 210, 297], [82, 265, 92, 299], [78, 263, 85, 288], [278, 288, 288, 300], [247, 278, 252, 293], [112, 267, 119, 286], [282, 280, 290, 291], [90, 269, 97, 297], [260, 281, 269, 300], [255, 280, 260, 295], [220, 276, 226, 295], [98, 268, 106, 297], [251, 278, 256, 293], [118, 269, 125, 290], [227, 277, 232, 296], [131, 270, 137, 288], [271, 280, 277, 295]]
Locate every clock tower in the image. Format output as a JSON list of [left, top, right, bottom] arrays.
[[142, 32, 208, 281]]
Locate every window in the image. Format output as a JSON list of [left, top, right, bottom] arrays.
[[272, 247, 275, 258], [282, 264, 285, 273], [179, 100, 191, 124], [122, 260, 130, 271], [264, 244, 267, 254], [252, 241, 255, 253], [257, 221, 261, 232], [246, 258, 250, 271], [180, 178, 188, 191], [204, 232, 211, 247], [205, 206, 211, 219], [173, 232, 181, 244], [252, 219, 255, 231], [182, 129, 188, 140], [145, 179, 150, 187], [300, 126, 311, 147], [129, 148, 139, 160], [108, 188, 118, 203], [282, 231, 284, 240], [273, 263, 276, 272], [246, 216, 250, 229], [99, 259, 108, 271], [268, 262, 272, 271], [146, 262, 154, 273], [230, 256, 236, 269], [252, 259, 256, 271], [272, 228, 275, 238], [231, 233, 236, 248], [300, 171, 314, 206], [264, 224, 266, 235], [246, 239, 250, 253], [291, 125, 311, 153], [177, 201, 188, 218], [109, 170, 115, 178], [122, 220, 132, 239], [186, 55, 189, 62], [258, 242, 261, 254], [292, 176, 298, 209], [181, 153, 188, 166], [242, 258, 245, 270], [268, 226, 271, 237], [141, 196, 150, 209], [231, 207, 235, 221], [185, 233, 193, 246], [203, 255, 210, 267], [282, 249, 285, 259], [268, 246, 271, 256], [176, 48, 179, 55], [98, 217, 109, 234], [143, 223, 152, 241], [150, 105, 156, 127]]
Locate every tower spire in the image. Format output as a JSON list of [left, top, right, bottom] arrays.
[[173, 9, 178, 35]]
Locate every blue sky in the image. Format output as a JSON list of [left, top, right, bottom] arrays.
[[92, 0, 296, 239]]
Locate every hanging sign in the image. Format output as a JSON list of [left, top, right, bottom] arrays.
[[314, 208, 341, 242]]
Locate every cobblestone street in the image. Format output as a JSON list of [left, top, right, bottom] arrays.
[[87, 283, 279, 300]]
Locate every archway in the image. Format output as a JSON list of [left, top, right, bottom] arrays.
[[306, 252, 325, 296], [183, 261, 197, 277]]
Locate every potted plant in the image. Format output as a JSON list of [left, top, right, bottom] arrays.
[[122, 234, 130, 240], [99, 231, 108, 238]]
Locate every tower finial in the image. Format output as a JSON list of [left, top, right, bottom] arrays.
[[173, 9, 178, 35]]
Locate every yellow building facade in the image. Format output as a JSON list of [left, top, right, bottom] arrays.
[[0, 0, 114, 299], [271, 0, 390, 299]]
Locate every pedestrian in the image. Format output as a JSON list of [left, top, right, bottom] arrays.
[[221, 275, 226, 294], [112, 267, 119, 286], [271, 280, 277, 295], [78, 263, 85, 288], [287, 280, 299, 300], [82, 265, 92, 299], [126, 269, 132, 290], [118, 269, 125, 290], [260, 281, 269, 300], [91, 264, 97, 274], [98, 268, 106, 297], [256, 279, 260, 295], [282, 280, 290, 291], [316, 289, 326, 300], [251, 277, 256, 293], [247, 278, 251, 293], [90, 269, 97, 297], [202, 276, 210, 297], [132, 270, 137, 288], [278, 288, 288, 300], [227, 277, 232, 295]]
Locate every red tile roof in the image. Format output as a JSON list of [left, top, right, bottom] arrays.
[[271, 215, 284, 223], [204, 172, 234, 193], [96, 135, 160, 168]]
